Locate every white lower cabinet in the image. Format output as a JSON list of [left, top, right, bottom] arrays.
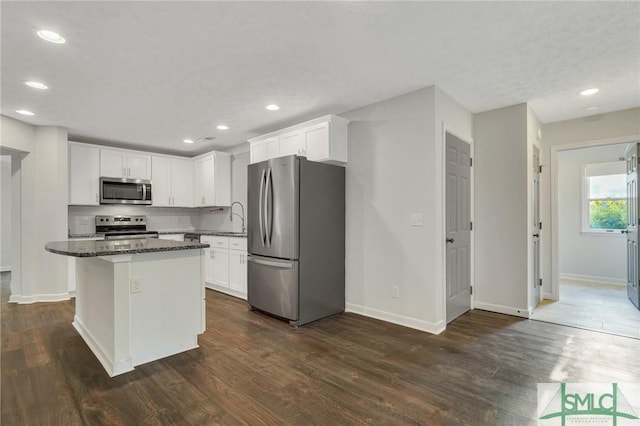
[[229, 249, 247, 294], [202, 236, 247, 299]]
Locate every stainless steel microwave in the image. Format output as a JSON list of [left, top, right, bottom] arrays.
[[100, 177, 152, 205]]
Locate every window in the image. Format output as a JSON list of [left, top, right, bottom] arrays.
[[582, 162, 627, 233]]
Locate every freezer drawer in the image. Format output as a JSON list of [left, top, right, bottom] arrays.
[[247, 255, 298, 321]]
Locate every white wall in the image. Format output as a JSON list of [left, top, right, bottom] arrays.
[[557, 145, 627, 283], [1, 156, 11, 271], [0, 116, 70, 302], [341, 86, 472, 333], [474, 103, 530, 316], [541, 107, 640, 298]]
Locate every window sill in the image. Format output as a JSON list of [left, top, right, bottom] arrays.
[[580, 230, 626, 237]]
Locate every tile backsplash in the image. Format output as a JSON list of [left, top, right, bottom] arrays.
[[68, 205, 243, 235]]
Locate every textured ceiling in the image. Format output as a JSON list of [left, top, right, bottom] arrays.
[[2, 2, 639, 156]]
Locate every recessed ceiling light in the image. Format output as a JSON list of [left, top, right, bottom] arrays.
[[16, 109, 35, 116], [183, 139, 194, 144], [585, 106, 599, 111], [36, 29, 66, 44], [265, 104, 280, 111], [216, 125, 229, 130], [24, 81, 49, 90], [580, 88, 599, 96]]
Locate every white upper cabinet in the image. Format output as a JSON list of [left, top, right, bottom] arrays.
[[151, 156, 194, 207], [100, 148, 151, 180], [279, 131, 303, 157], [69, 143, 100, 205], [248, 114, 349, 165], [193, 152, 231, 207]]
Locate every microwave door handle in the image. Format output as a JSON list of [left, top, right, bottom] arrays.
[[265, 167, 272, 247], [142, 183, 147, 202], [259, 168, 266, 247]]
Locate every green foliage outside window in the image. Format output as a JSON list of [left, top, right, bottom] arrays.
[[589, 199, 627, 230]]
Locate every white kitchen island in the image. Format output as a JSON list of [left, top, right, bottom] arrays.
[[45, 238, 209, 377]]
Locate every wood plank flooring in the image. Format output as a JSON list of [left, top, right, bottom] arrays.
[[2, 271, 640, 425], [531, 278, 640, 339]]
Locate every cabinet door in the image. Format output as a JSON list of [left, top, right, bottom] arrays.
[[69, 144, 100, 205], [250, 141, 266, 164], [194, 154, 215, 206], [211, 248, 229, 288], [229, 250, 247, 296], [201, 237, 214, 285], [100, 149, 126, 178], [279, 131, 302, 157], [265, 137, 280, 160], [151, 156, 171, 206], [126, 153, 151, 180], [303, 122, 330, 162], [171, 158, 193, 207]]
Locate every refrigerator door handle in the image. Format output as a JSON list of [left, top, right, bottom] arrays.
[[265, 167, 272, 247], [259, 168, 266, 246], [248, 256, 293, 269]]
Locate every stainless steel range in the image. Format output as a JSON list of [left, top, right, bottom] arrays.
[[95, 215, 159, 240]]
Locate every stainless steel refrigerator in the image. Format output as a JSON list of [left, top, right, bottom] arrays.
[[247, 155, 345, 327]]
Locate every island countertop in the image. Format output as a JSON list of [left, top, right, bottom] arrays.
[[45, 238, 210, 257]]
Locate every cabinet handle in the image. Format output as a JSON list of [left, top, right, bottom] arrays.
[[95, 193, 99, 203], [122, 167, 126, 177], [128, 167, 131, 177]]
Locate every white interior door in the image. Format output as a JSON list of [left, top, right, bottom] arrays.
[[626, 143, 640, 310], [532, 146, 542, 307], [446, 132, 471, 323]]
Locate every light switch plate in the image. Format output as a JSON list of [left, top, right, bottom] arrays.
[[411, 213, 423, 226]]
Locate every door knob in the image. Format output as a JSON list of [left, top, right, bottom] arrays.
[[446, 238, 454, 243], [621, 230, 629, 234], [533, 233, 540, 238]]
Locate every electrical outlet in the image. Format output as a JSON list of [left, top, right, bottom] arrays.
[[130, 277, 142, 294], [411, 213, 423, 226], [392, 285, 400, 299]]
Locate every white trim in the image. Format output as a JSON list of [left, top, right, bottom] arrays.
[[73, 315, 134, 377], [550, 134, 640, 302], [473, 301, 530, 318], [559, 273, 626, 286], [543, 292, 553, 300], [8, 292, 72, 304], [0, 266, 11, 272], [345, 303, 446, 335], [441, 124, 475, 325], [205, 283, 246, 300]]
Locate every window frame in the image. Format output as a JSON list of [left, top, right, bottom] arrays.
[[581, 161, 627, 236]]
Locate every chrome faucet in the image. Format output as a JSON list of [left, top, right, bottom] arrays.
[[229, 201, 246, 233]]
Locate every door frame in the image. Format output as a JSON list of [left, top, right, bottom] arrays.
[[441, 124, 475, 323], [549, 134, 639, 301]]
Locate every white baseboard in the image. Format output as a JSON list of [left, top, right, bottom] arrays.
[[8, 292, 72, 304], [560, 273, 626, 286], [205, 283, 247, 300], [345, 303, 446, 335], [543, 292, 554, 300], [473, 301, 530, 318], [73, 316, 133, 377], [0, 266, 11, 272]]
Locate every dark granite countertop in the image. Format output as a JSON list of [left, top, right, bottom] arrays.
[[67, 230, 247, 239], [192, 230, 247, 238], [46, 238, 210, 258]]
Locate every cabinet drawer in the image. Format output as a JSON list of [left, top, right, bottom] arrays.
[[209, 236, 229, 248], [229, 237, 247, 251]]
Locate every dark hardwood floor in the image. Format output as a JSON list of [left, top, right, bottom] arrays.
[[2, 271, 639, 425]]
